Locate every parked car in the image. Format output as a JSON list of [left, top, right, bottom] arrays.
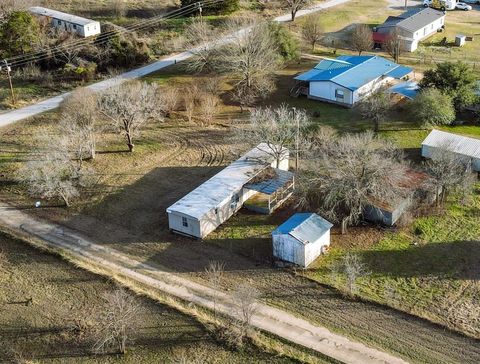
[[423, 0, 457, 10], [456, 2, 473, 9]]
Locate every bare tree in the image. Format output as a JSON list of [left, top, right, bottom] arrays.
[[284, 0, 311, 21], [424, 147, 475, 206], [351, 24, 373, 55], [199, 92, 220, 125], [111, 0, 127, 18], [341, 253, 368, 297], [236, 105, 310, 168], [384, 29, 403, 63], [99, 81, 162, 152], [60, 88, 98, 162], [0, 0, 34, 21], [158, 85, 179, 118], [232, 283, 260, 336], [183, 82, 200, 123], [219, 18, 280, 110], [205, 260, 225, 320], [93, 288, 141, 355], [16, 150, 81, 207], [184, 17, 220, 73], [358, 87, 391, 133], [299, 132, 407, 234], [301, 14, 323, 52]]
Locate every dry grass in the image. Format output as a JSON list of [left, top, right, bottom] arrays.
[[1, 61, 480, 364]]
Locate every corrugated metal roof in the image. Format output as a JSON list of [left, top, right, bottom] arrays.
[[273, 213, 333, 245], [422, 130, 480, 159], [396, 8, 445, 33], [244, 168, 294, 195], [166, 144, 287, 220], [29, 6, 98, 26], [295, 56, 412, 91], [389, 81, 419, 99]]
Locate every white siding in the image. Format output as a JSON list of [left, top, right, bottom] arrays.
[[304, 231, 330, 267], [353, 77, 393, 104], [273, 231, 330, 268], [422, 145, 480, 172], [272, 234, 305, 266], [309, 81, 353, 106]]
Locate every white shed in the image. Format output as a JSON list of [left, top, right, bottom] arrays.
[[29, 7, 101, 38], [421, 129, 480, 172], [167, 144, 289, 239], [272, 213, 333, 268]]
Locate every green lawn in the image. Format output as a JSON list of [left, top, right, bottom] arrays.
[[306, 186, 480, 339]]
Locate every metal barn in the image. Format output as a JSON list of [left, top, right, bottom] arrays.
[[422, 130, 480, 172], [272, 213, 333, 268], [29, 7, 101, 38], [167, 144, 290, 239]]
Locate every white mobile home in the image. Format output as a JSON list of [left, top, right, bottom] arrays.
[[29, 7, 101, 38], [373, 8, 446, 52], [272, 213, 333, 268], [167, 144, 289, 239], [421, 129, 480, 172], [294, 56, 412, 107]]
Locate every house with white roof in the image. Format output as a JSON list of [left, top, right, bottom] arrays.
[[421, 129, 480, 172], [167, 144, 292, 239], [272, 213, 333, 267], [29, 7, 100, 38], [373, 8, 446, 52], [294, 55, 412, 107]]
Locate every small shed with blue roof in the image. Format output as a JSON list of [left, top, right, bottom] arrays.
[[272, 213, 333, 267], [294, 55, 412, 107]]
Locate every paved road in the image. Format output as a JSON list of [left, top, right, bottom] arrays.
[[0, 0, 350, 128], [0, 205, 408, 364]]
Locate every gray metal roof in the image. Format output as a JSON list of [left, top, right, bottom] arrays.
[[166, 144, 287, 220], [422, 129, 480, 159], [244, 168, 294, 195], [29, 7, 99, 26], [273, 213, 333, 245], [396, 8, 445, 33]]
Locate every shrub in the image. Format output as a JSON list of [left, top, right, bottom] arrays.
[[408, 88, 456, 126]]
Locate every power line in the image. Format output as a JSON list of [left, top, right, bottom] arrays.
[[7, 0, 221, 67], [7, 0, 219, 65], [6, 0, 223, 68]]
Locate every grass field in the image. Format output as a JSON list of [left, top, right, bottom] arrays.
[[0, 232, 301, 363], [1, 58, 480, 363]]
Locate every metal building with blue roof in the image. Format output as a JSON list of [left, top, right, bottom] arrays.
[[272, 213, 333, 267], [294, 55, 412, 107]]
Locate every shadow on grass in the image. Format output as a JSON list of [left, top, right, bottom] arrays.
[[360, 240, 480, 280]]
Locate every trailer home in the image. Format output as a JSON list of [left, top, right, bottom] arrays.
[[29, 7, 101, 38], [167, 144, 290, 239]]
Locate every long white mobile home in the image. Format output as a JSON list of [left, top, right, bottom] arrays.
[[29, 7, 101, 38], [167, 144, 289, 239], [421, 129, 480, 172]]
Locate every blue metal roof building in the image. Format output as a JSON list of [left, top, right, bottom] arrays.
[[272, 213, 333, 267], [295, 56, 412, 91], [294, 56, 412, 107]]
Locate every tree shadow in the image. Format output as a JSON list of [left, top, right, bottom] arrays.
[[360, 240, 480, 280]]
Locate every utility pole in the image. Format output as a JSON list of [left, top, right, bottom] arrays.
[[293, 107, 299, 171], [197, 1, 203, 17], [1, 60, 16, 105]]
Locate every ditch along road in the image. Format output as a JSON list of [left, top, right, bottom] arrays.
[[0, 205, 408, 364], [0, 0, 351, 128]]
